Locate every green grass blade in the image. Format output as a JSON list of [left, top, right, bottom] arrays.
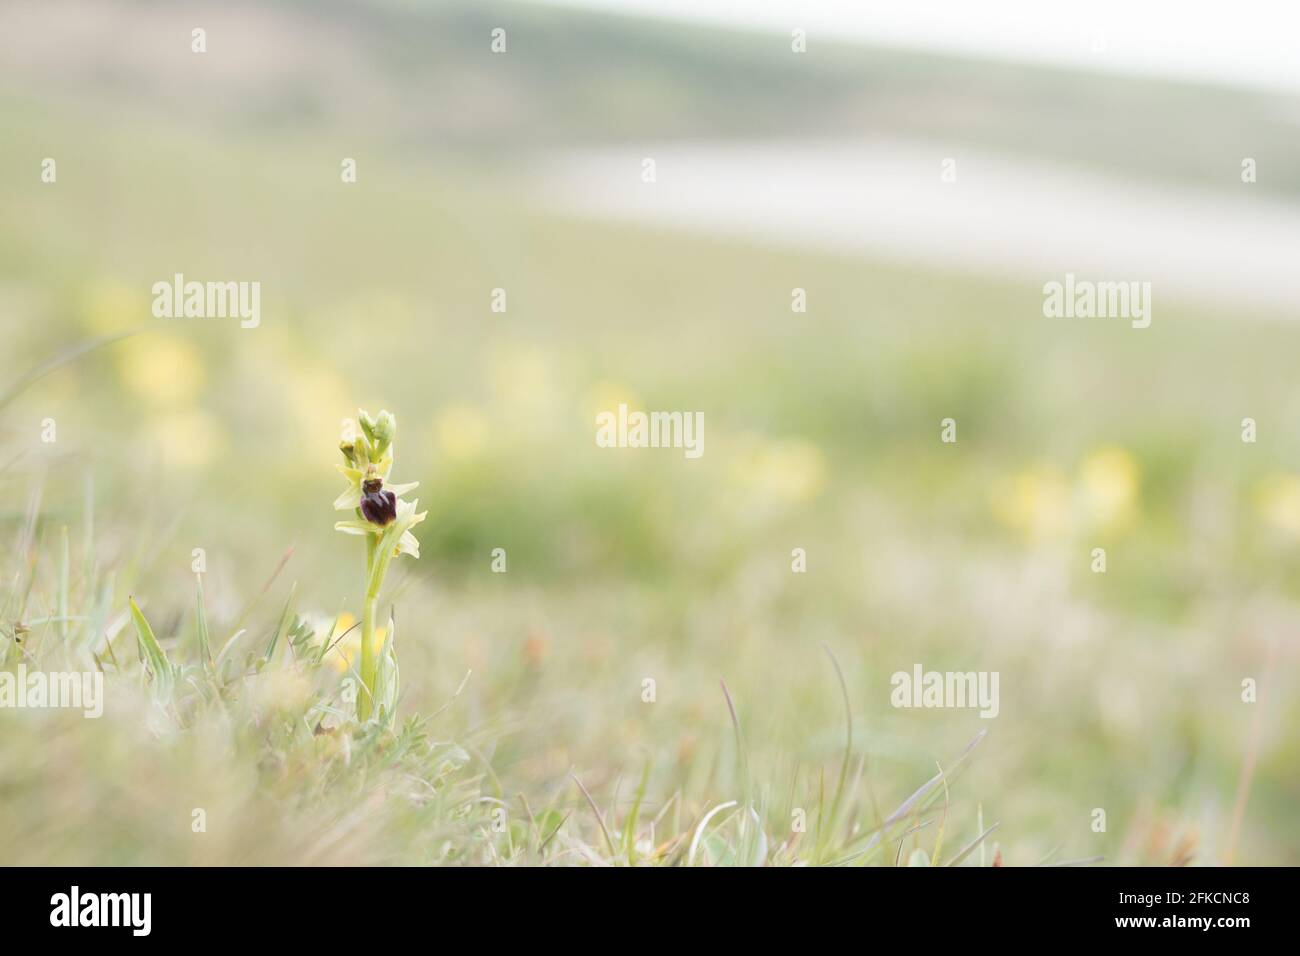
[[57, 525, 70, 643], [128, 596, 172, 690], [195, 575, 215, 675], [623, 758, 651, 862], [262, 582, 298, 665], [945, 822, 1000, 867]]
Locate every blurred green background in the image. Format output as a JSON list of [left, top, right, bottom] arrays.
[[0, 0, 1297, 864]]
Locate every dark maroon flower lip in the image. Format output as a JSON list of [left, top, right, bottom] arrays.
[[360, 489, 397, 526]]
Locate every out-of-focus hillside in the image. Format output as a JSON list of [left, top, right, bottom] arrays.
[[3, 0, 1300, 197]]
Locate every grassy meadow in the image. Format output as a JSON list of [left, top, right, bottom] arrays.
[[0, 0, 1297, 866]]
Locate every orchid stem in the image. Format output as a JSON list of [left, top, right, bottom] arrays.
[[359, 532, 379, 722]]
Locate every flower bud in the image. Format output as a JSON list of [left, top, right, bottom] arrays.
[[354, 431, 374, 467], [371, 410, 396, 457], [358, 409, 377, 444]]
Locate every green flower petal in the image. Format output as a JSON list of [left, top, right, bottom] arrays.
[[334, 485, 362, 510], [334, 519, 374, 536], [396, 530, 420, 558]]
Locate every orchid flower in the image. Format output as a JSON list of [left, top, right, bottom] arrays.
[[333, 409, 425, 722]]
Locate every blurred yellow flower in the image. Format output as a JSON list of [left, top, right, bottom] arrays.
[[487, 344, 556, 414], [584, 380, 641, 422], [327, 612, 388, 673], [117, 335, 205, 406], [1080, 446, 1140, 529], [148, 408, 225, 469], [731, 436, 826, 505], [436, 403, 490, 461], [993, 464, 1071, 539], [1256, 473, 1300, 536], [994, 448, 1140, 540]]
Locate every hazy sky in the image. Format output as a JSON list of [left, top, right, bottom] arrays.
[[534, 0, 1300, 95]]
